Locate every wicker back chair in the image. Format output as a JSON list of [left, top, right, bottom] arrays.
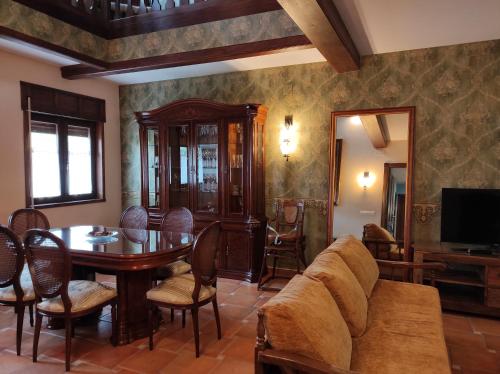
[[8, 208, 50, 238], [160, 207, 194, 234], [119, 205, 149, 230], [0, 225, 35, 356], [24, 229, 117, 371], [154, 208, 195, 284], [257, 199, 307, 291], [147, 221, 222, 358]]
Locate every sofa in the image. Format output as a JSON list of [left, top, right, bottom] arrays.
[[255, 235, 450, 374]]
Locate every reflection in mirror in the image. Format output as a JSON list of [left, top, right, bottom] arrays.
[[329, 110, 413, 261]]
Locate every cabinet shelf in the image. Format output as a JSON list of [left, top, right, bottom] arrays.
[[432, 270, 485, 287]]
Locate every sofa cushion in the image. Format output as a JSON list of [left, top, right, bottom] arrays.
[[304, 251, 368, 337], [260, 275, 352, 370], [327, 235, 379, 297], [351, 279, 451, 374]]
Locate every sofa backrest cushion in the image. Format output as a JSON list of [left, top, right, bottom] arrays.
[[260, 275, 352, 370], [327, 235, 380, 298], [304, 251, 368, 337]]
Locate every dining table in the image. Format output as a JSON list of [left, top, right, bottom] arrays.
[[48, 225, 194, 345]]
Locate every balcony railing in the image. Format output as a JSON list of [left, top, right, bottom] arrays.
[[70, 0, 207, 21]]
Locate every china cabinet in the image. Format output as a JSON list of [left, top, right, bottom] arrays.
[[135, 99, 267, 282]]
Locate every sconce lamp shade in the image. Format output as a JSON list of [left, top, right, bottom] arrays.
[[357, 171, 376, 190], [280, 115, 297, 161]]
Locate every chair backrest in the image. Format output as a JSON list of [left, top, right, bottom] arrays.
[[274, 199, 305, 234], [191, 221, 221, 293], [8, 208, 50, 238], [24, 229, 71, 308], [120, 205, 149, 230], [160, 207, 194, 234], [0, 225, 24, 297]]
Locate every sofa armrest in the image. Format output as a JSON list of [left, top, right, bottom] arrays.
[[257, 350, 356, 374]]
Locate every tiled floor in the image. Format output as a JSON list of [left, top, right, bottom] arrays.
[[0, 276, 499, 373]]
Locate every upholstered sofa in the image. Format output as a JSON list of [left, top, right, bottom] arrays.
[[256, 235, 450, 374]]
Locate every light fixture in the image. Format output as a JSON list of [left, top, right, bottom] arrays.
[[350, 115, 362, 126], [357, 171, 376, 190], [280, 115, 297, 161]]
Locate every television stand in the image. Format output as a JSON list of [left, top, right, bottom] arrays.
[[414, 242, 500, 318]]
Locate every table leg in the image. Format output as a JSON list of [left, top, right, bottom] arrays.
[[116, 269, 159, 345], [414, 251, 424, 284]]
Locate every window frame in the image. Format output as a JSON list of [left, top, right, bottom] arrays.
[[28, 113, 100, 207]]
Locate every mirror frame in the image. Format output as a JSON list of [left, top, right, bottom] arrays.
[[326, 107, 416, 261]]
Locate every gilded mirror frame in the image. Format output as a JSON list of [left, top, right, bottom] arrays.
[[326, 107, 416, 261]]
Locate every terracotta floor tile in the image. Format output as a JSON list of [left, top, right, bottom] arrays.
[[159, 347, 221, 373], [470, 317, 500, 335], [443, 313, 473, 332], [210, 357, 254, 374], [118, 348, 177, 373], [483, 334, 500, 351], [221, 336, 255, 362], [445, 327, 487, 349], [79, 342, 140, 369]]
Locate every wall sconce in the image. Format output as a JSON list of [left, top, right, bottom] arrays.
[[280, 115, 297, 161], [357, 171, 376, 190]]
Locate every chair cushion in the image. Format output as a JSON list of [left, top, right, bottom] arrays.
[[364, 223, 400, 256], [37, 280, 116, 313], [327, 235, 380, 298], [260, 275, 352, 370], [0, 264, 35, 302], [146, 273, 216, 305], [351, 279, 451, 374], [154, 260, 191, 279], [304, 251, 368, 337]]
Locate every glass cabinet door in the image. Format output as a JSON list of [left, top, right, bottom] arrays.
[[228, 122, 244, 214], [146, 128, 160, 208], [195, 123, 219, 214], [168, 125, 190, 209]]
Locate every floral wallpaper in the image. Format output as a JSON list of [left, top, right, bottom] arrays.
[[120, 39, 500, 261], [0, 1, 301, 62]]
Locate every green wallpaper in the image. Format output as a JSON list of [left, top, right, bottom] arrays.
[[0, 1, 301, 62], [120, 39, 500, 261]]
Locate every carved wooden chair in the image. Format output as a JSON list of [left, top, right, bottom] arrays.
[[147, 221, 222, 358], [24, 229, 118, 372], [362, 223, 404, 261], [8, 208, 50, 238], [257, 199, 306, 291], [0, 225, 35, 356], [119, 205, 149, 230]]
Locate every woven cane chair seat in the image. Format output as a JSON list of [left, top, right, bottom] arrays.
[[37, 280, 116, 313], [0, 264, 35, 302], [147, 273, 216, 305]]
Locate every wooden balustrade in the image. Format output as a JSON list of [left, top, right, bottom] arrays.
[[67, 0, 208, 20]]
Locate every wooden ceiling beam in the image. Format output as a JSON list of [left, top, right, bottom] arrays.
[[361, 115, 389, 149], [61, 35, 313, 80], [277, 0, 360, 72]]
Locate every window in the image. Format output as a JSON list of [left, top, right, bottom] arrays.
[[29, 114, 99, 207]]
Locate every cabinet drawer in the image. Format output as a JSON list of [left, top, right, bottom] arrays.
[[486, 288, 500, 308], [487, 267, 500, 287]]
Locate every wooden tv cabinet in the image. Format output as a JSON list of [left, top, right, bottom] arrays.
[[414, 242, 500, 318]]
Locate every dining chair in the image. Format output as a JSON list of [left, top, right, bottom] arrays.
[[8, 208, 50, 238], [24, 229, 118, 372], [0, 225, 35, 356], [147, 221, 222, 358], [119, 205, 149, 230], [154, 207, 194, 281]]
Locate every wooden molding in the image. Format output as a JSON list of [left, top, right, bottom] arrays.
[[0, 26, 107, 69], [13, 0, 283, 39], [361, 115, 388, 149], [277, 0, 360, 72], [61, 35, 312, 80]]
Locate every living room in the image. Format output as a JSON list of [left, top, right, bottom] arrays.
[[0, 0, 499, 373]]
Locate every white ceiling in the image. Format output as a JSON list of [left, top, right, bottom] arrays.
[[382, 113, 408, 141], [333, 0, 500, 55]]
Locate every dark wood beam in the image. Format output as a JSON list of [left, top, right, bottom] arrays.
[[277, 0, 360, 72], [0, 26, 107, 69], [61, 35, 312, 80], [13, 0, 283, 39]]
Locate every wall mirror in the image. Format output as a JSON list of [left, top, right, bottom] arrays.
[[327, 107, 415, 261]]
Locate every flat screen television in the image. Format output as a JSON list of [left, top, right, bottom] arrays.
[[441, 188, 500, 246]]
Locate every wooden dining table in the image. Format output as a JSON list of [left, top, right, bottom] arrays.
[[49, 225, 194, 345]]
